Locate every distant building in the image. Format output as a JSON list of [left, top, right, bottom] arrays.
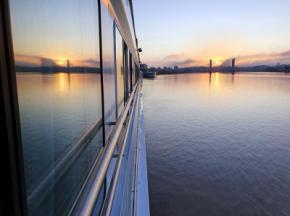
[[140, 63, 148, 71], [174, 65, 178, 70]]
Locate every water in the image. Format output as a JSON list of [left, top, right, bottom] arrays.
[[143, 72, 290, 216]]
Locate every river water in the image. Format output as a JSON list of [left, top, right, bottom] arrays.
[[143, 72, 290, 216]]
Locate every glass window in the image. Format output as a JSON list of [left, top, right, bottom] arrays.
[[101, 2, 117, 139], [123, 44, 130, 98], [115, 28, 125, 116], [132, 60, 136, 86], [128, 52, 132, 93], [130, 53, 136, 87], [135, 63, 139, 83], [9, 0, 103, 215]]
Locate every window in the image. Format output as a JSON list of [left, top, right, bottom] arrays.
[[130, 53, 136, 87], [101, 2, 117, 139], [135, 64, 140, 82], [9, 0, 103, 215], [127, 52, 132, 93], [123, 44, 130, 98], [115, 28, 125, 117]]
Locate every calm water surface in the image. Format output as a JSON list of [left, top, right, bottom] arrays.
[[143, 72, 290, 216]]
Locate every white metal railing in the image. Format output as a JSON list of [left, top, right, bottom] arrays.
[[70, 82, 140, 216]]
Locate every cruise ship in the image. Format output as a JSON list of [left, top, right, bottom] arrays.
[[0, 0, 150, 215]]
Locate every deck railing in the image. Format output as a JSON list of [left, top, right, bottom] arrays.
[[70, 82, 140, 215], [27, 118, 103, 212]]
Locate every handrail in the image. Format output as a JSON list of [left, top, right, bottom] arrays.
[[28, 117, 103, 211], [70, 82, 139, 216], [133, 93, 141, 216], [100, 82, 139, 216]]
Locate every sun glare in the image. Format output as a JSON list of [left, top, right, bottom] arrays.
[[57, 58, 66, 66], [211, 56, 225, 66]]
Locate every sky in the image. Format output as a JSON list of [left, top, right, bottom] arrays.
[[10, 0, 101, 67], [133, 0, 290, 67]]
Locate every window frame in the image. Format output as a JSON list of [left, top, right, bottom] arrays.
[[129, 52, 133, 92], [100, 1, 118, 141], [114, 24, 127, 118], [0, 0, 28, 215], [123, 42, 128, 101]]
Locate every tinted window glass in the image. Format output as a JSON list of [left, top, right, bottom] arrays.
[[123, 44, 130, 98], [131, 58, 135, 85], [9, 0, 103, 215], [130, 53, 135, 88], [135, 64, 139, 83], [101, 2, 117, 139], [127, 52, 132, 92], [115, 28, 125, 116]]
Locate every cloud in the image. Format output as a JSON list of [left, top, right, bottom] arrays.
[[222, 49, 290, 66], [168, 58, 197, 67], [162, 54, 203, 67], [163, 49, 290, 68], [164, 54, 184, 60], [84, 58, 100, 67], [15, 54, 43, 67]]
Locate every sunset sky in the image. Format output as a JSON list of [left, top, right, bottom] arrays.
[[134, 0, 290, 67]]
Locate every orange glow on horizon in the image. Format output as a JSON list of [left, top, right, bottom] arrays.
[[210, 56, 226, 66], [57, 58, 67, 66]]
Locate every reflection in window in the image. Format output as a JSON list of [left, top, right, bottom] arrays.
[[115, 28, 125, 116], [123, 44, 130, 98], [135, 64, 140, 82], [9, 0, 103, 215], [132, 59, 136, 86], [127, 51, 132, 93], [129, 53, 134, 90], [101, 2, 117, 139]]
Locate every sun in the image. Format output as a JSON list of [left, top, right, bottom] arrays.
[[58, 59, 66, 66], [56, 57, 68, 66], [58, 60, 65, 66], [211, 56, 225, 66], [214, 59, 221, 65]]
